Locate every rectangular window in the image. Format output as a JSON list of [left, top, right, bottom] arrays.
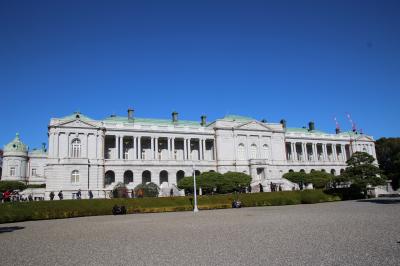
[[32, 168, 37, 176], [10, 167, 15, 176]]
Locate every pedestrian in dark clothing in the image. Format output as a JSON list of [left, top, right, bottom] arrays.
[[170, 188, 174, 197], [58, 191, 63, 200], [88, 190, 93, 199], [248, 185, 252, 193], [28, 194, 33, 201], [76, 189, 81, 199], [279, 185, 282, 191], [259, 183, 263, 192], [49, 191, 55, 200]]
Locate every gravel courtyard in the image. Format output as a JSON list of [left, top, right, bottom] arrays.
[[1, 199, 399, 266]]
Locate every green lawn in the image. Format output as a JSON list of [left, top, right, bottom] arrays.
[[0, 190, 341, 224]]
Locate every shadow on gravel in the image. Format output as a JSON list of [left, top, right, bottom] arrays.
[[0, 226, 25, 234], [357, 198, 400, 204]]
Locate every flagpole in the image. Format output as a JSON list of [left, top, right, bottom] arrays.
[[193, 164, 199, 213]]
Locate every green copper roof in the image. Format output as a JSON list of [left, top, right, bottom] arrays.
[[103, 116, 202, 127], [4, 133, 28, 153], [221, 115, 254, 122]]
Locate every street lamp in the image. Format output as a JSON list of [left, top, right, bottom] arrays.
[[193, 164, 199, 213]]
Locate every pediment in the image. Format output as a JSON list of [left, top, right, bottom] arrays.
[[235, 121, 272, 131], [56, 118, 99, 129], [355, 135, 374, 142]]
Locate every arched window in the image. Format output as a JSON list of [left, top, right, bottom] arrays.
[[71, 170, 79, 184], [237, 143, 245, 160], [124, 170, 133, 184], [262, 144, 269, 159], [321, 169, 326, 173], [194, 170, 201, 176], [331, 169, 336, 176], [160, 170, 168, 184], [289, 169, 294, 173], [142, 170, 151, 184], [300, 169, 305, 173], [176, 170, 185, 183], [105, 170, 115, 186], [340, 169, 345, 174], [310, 169, 315, 173], [250, 144, 257, 159], [71, 139, 81, 158]]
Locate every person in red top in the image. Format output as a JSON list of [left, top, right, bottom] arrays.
[[3, 190, 11, 202]]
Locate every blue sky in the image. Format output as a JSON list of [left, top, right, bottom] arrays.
[[0, 0, 399, 149]]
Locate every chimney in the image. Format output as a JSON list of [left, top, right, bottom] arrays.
[[308, 121, 315, 131], [127, 108, 134, 120], [200, 115, 207, 126], [280, 119, 287, 129], [261, 118, 267, 123], [172, 111, 178, 122], [335, 128, 341, 134]]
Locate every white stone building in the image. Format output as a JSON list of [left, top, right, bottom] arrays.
[[1, 110, 377, 199]]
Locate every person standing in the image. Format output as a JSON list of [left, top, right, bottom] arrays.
[[58, 190, 63, 200], [170, 188, 174, 197], [49, 191, 55, 200], [76, 189, 81, 200], [259, 183, 263, 192], [88, 190, 93, 199]]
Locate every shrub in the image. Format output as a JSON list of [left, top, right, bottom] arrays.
[[27, 184, 46, 189], [0, 189, 341, 224], [0, 181, 27, 193], [134, 182, 159, 197], [112, 183, 129, 198], [177, 172, 251, 194]]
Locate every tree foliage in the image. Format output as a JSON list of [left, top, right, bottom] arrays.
[[341, 152, 386, 192], [0, 181, 27, 193], [111, 182, 129, 198], [134, 182, 160, 197], [375, 137, 400, 190], [283, 171, 333, 189], [177, 171, 251, 194]]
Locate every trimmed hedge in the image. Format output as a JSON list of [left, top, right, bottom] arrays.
[[0, 190, 341, 224]]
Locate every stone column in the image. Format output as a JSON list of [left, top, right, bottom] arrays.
[[150, 137, 154, 160], [67, 133, 71, 158], [332, 144, 337, 161], [133, 136, 137, 160], [119, 136, 123, 159], [323, 144, 328, 161], [291, 142, 297, 161], [114, 135, 118, 159], [172, 138, 175, 160], [167, 137, 171, 160], [302, 143, 307, 161], [200, 139, 206, 160], [183, 138, 187, 160], [54, 132, 59, 158], [198, 139, 202, 161], [138, 137, 141, 159], [86, 133, 89, 158], [155, 137, 159, 160], [312, 143, 317, 161], [188, 138, 192, 160]]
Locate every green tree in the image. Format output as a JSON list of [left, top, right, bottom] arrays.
[[134, 182, 159, 197], [342, 152, 386, 197], [375, 137, 400, 190], [111, 182, 129, 198], [0, 181, 27, 193], [283, 171, 332, 189], [177, 171, 251, 194]]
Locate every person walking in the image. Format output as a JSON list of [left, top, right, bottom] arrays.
[[58, 190, 63, 200], [88, 190, 93, 199], [259, 183, 263, 192], [49, 191, 55, 200], [76, 189, 81, 200], [170, 188, 174, 197]]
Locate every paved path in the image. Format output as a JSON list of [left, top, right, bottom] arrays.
[[1, 199, 400, 265]]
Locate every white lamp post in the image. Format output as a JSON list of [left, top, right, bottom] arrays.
[[193, 164, 199, 213]]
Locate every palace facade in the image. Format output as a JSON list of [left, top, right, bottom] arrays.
[[1, 110, 377, 199]]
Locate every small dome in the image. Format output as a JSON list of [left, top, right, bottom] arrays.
[[4, 133, 28, 153]]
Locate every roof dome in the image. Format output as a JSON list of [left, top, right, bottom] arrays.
[[4, 133, 28, 153]]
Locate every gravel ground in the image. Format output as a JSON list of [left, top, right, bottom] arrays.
[[1, 199, 399, 266]]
